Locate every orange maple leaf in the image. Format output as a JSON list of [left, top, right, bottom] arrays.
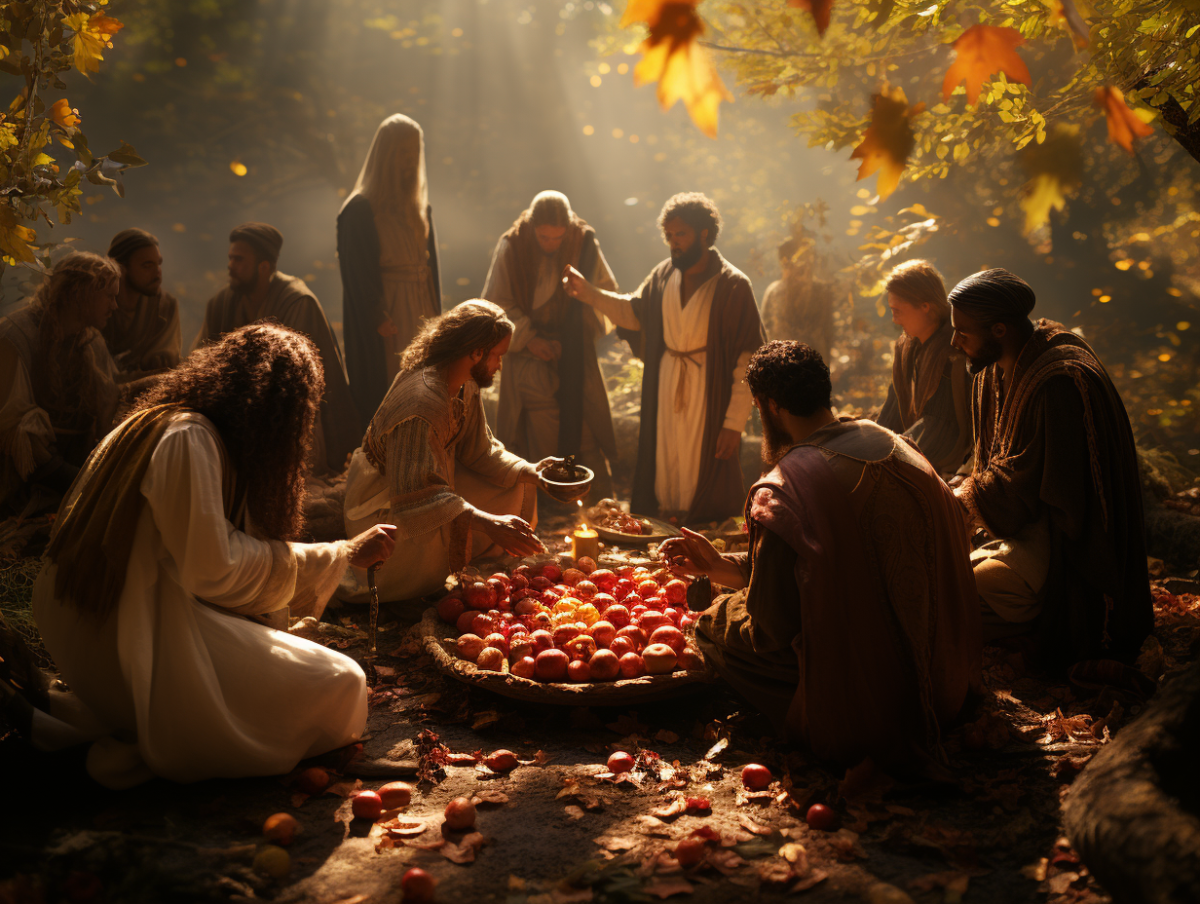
[[621, 1, 733, 138], [1094, 86, 1154, 154], [942, 25, 1031, 106], [1041, 0, 1091, 49], [49, 98, 81, 130], [787, 0, 834, 36], [850, 85, 924, 200]]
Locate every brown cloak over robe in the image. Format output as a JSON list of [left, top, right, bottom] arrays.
[[103, 291, 182, 377], [619, 249, 764, 523], [958, 320, 1152, 667], [876, 321, 973, 477], [696, 419, 980, 770], [194, 272, 360, 474]]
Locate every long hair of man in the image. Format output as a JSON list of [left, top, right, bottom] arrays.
[[398, 300, 513, 376], [132, 322, 324, 541]]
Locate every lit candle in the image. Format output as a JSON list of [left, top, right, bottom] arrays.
[[572, 523, 599, 561]]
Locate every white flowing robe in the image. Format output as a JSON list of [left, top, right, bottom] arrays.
[[33, 416, 365, 789], [654, 271, 754, 513]]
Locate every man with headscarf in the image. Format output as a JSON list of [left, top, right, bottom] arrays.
[[661, 341, 979, 773], [195, 222, 361, 474], [482, 191, 618, 502], [338, 114, 441, 426], [950, 269, 1151, 666], [341, 301, 552, 604], [104, 228, 182, 380], [563, 193, 763, 523]]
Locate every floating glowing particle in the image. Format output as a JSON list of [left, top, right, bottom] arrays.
[[456, 277, 470, 286], [987, 217, 1001, 227], [582, 125, 594, 136], [590, 75, 602, 87], [992, 206, 1003, 216], [654, 152, 667, 162], [1099, 295, 1111, 303], [172, 223, 186, 233], [629, 134, 639, 143], [611, 128, 624, 139], [850, 205, 870, 216], [1177, 321, 1191, 331], [624, 197, 638, 206], [1158, 353, 1172, 362], [175, 57, 187, 67], [1114, 260, 1133, 270], [617, 63, 629, 75], [229, 161, 247, 177], [1138, 260, 1151, 270], [598, 62, 610, 74], [1167, 287, 1183, 297], [856, 188, 871, 199], [451, 27, 463, 37], [1091, 288, 1102, 296], [1131, 232, 1150, 242]]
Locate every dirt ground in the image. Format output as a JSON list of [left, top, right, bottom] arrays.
[[1, 517, 1197, 904]]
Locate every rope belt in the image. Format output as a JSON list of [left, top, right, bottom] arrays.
[[666, 345, 706, 412], [380, 262, 431, 283]]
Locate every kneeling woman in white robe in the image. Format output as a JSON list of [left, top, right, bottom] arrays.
[[32, 324, 396, 789]]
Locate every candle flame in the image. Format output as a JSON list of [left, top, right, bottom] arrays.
[[582, 522, 588, 531]]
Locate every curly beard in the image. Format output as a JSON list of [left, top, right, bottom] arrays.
[[759, 403, 795, 469]]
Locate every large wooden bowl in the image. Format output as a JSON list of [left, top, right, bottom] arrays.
[[538, 464, 595, 503], [593, 515, 682, 547], [418, 609, 717, 705]]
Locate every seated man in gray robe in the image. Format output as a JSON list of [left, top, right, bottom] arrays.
[[194, 222, 360, 474], [341, 301, 551, 604], [104, 228, 182, 381]]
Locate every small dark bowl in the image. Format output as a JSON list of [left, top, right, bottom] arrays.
[[539, 464, 595, 503]]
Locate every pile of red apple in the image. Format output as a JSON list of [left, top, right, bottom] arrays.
[[436, 556, 705, 684]]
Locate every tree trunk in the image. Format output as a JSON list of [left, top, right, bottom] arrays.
[[1063, 660, 1200, 903], [1156, 94, 1200, 166]]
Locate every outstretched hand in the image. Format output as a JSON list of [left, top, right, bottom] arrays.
[[349, 524, 398, 569], [561, 265, 591, 302], [477, 512, 545, 557], [659, 526, 747, 590]]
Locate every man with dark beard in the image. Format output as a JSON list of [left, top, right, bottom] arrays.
[[563, 192, 763, 523], [483, 191, 619, 503], [341, 300, 552, 604], [661, 341, 979, 772], [104, 228, 182, 380], [26, 324, 397, 788], [949, 269, 1151, 665], [195, 223, 361, 474]]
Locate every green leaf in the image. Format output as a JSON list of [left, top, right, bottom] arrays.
[[105, 141, 147, 167]]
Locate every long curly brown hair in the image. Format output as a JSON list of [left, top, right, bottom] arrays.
[[398, 299, 513, 376], [132, 323, 323, 541], [30, 251, 121, 437]]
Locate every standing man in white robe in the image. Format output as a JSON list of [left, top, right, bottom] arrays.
[[26, 324, 396, 789], [563, 193, 764, 523]]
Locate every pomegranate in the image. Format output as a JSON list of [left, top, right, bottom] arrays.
[[541, 562, 563, 582], [680, 614, 698, 631], [637, 579, 659, 598], [513, 597, 541, 616], [649, 625, 686, 655], [575, 580, 598, 599], [567, 659, 591, 682], [616, 625, 648, 651], [618, 652, 646, 678], [608, 636, 636, 657], [464, 581, 495, 610], [590, 569, 617, 592], [806, 803, 837, 831], [742, 763, 773, 790], [436, 596, 465, 624], [663, 579, 688, 605], [530, 575, 552, 592], [534, 648, 570, 682], [509, 573, 529, 592], [512, 564, 531, 580], [443, 797, 476, 830], [455, 610, 480, 635], [566, 634, 597, 662], [528, 611, 553, 631], [589, 648, 620, 681], [469, 613, 494, 637], [351, 790, 384, 821], [677, 647, 705, 671], [562, 567, 586, 586], [489, 571, 511, 587], [642, 643, 678, 674], [639, 610, 671, 634], [663, 607, 683, 626], [484, 749, 519, 772], [296, 766, 329, 795], [401, 867, 437, 903], [592, 592, 617, 612], [576, 556, 596, 574], [510, 656, 536, 679], [552, 624, 582, 648], [588, 620, 617, 648], [607, 751, 635, 773], [604, 605, 631, 629], [378, 781, 413, 809], [529, 629, 555, 653]]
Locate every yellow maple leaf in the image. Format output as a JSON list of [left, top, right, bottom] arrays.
[[0, 207, 37, 264], [942, 25, 1031, 106], [621, 0, 733, 138], [1094, 86, 1154, 154], [787, 0, 834, 36], [1020, 174, 1069, 236], [849, 85, 924, 200], [49, 98, 81, 130], [63, 12, 124, 77]]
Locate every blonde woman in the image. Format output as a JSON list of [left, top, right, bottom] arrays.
[[338, 115, 441, 425], [874, 259, 973, 478]]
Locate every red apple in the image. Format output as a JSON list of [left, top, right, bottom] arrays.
[[592, 593, 616, 612], [588, 620, 617, 648], [401, 867, 436, 903], [483, 633, 509, 656], [608, 636, 636, 657], [639, 611, 671, 634], [642, 643, 677, 674], [589, 648, 620, 681], [806, 803, 836, 831], [510, 656, 536, 679], [541, 563, 563, 582], [437, 596, 465, 624], [662, 578, 688, 605], [470, 613, 495, 637], [649, 625, 686, 655], [604, 605, 631, 629], [607, 751, 635, 773], [567, 659, 591, 683], [678, 647, 705, 671], [562, 567, 586, 586], [378, 782, 413, 809], [456, 634, 485, 662], [637, 579, 660, 598], [296, 766, 329, 795], [535, 648, 569, 682], [616, 625, 647, 651], [575, 580, 598, 599], [631, 604, 648, 619], [444, 797, 476, 830], [509, 573, 529, 592], [530, 629, 555, 653], [514, 597, 541, 616], [576, 556, 596, 574], [464, 581, 495, 610], [455, 610, 479, 635], [566, 634, 597, 662], [530, 575, 552, 592], [742, 763, 773, 790], [614, 579, 635, 600], [590, 569, 617, 592], [618, 652, 645, 678], [475, 647, 505, 671], [552, 624, 581, 648], [351, 790, 383, 821]]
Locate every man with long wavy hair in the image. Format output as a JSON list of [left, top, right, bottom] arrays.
[[0, 251, 122, 510], [25, 323, 396, 788], [342, 300, 551, 604]]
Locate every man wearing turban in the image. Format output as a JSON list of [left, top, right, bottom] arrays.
[[950, 269, 1151, 667], [105, 228, 181, 379], [194, 223, 361, 474]]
